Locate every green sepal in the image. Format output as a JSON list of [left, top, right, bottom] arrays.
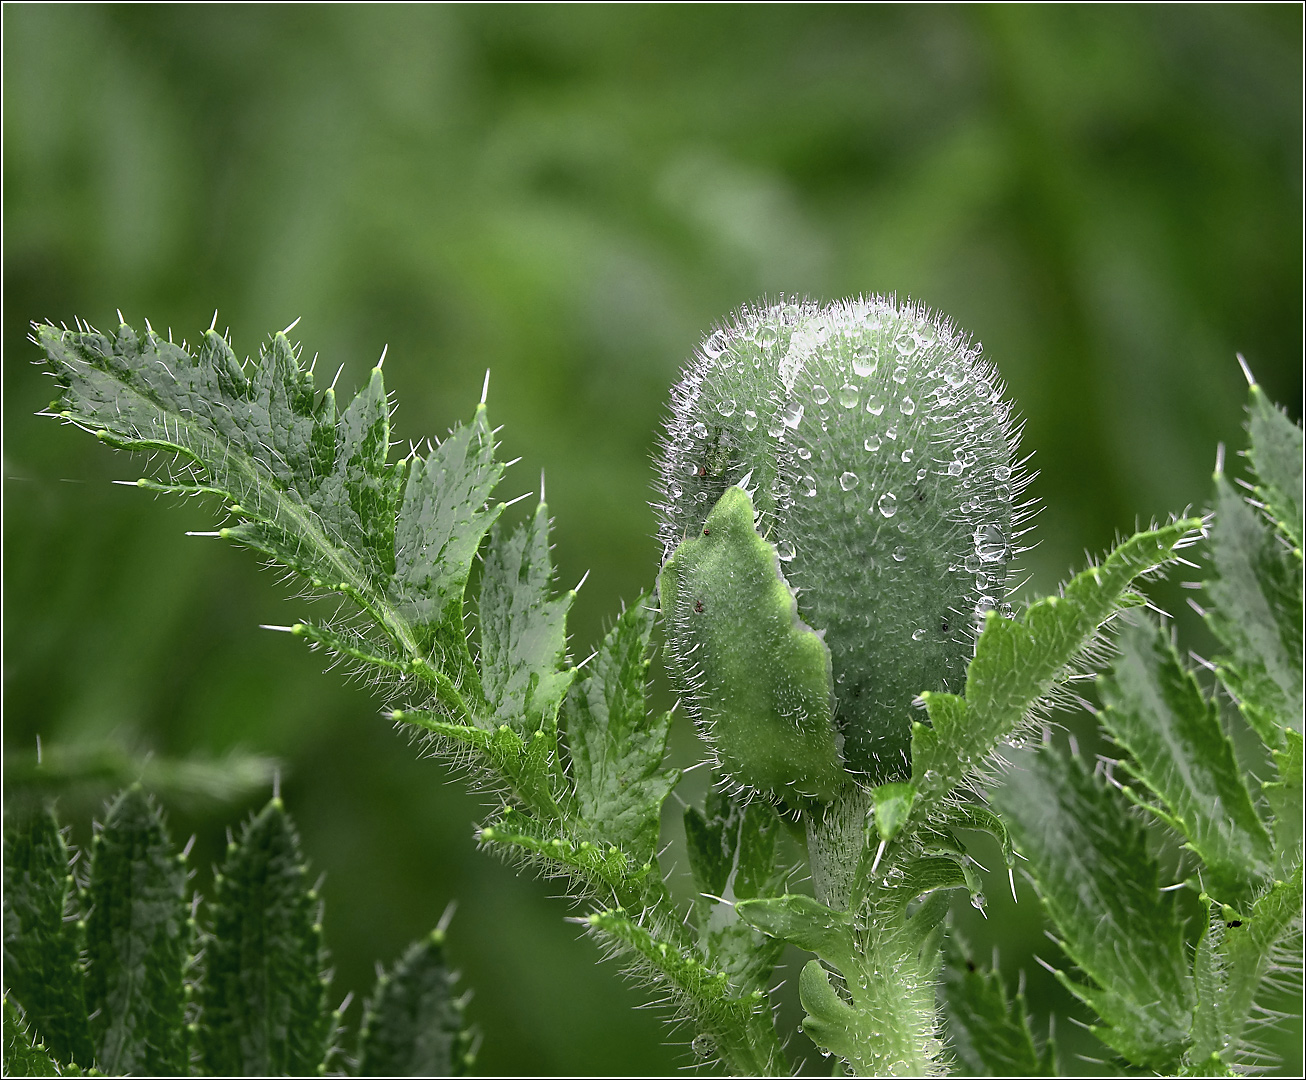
[[797, 959, 871, 1068], [1263, 729, 1302, 869], [1205, 472, 1302, 748], [3, 808, 93, 1068], [994, 751, 1193, 1071], [565, 599, 679, 865], [684, 786, 788, 993], [943, 935, 1056, 1077], [936, 801, 1016, 869], [734, 894, 853, 970], [357, 930, 473, 1077], [83, 786, 190, 1076], [1100, 612, 1273, 905], [659, 485, 845, 804], [196, 797, 332, 1077]]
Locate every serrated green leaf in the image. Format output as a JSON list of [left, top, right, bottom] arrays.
[[944, 935, 1055, 1077], [911, 519, 1201, 817], [1100, 613, 1273, 903], [3, 809, 92, 1068], [4, 995, 64, 1077], [583, 907, 782, 1075], [994, 751, 1193, 1070], [358, 930, 472, 1077], [1205, 473, 1303, 746], [83, 786, 190, 1076], [565, 598, 678, 865], [1263, 730, 1302, 869], [684, 786, 788, 992], [478, 501, 575, 741], [34, 321, 504, 720], [196, 797, 331, 1077], [1246, 383, 1304, 552], [1215, 865, 1303, 1057]]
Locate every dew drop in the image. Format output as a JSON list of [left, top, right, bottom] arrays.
[[704, 329, 727, 358], [668, 482, 682, 499], [864, 435, 881, 452], [899, 395, 916, 416], [948, 460, 964, 476], [866, 394, 884, 416], [776, 540, 796, 561], [840, 471, 860, 491], [964, 553, 981, 573], [901, 449, 913, 464], [878, 492, 898, 518], [852, 351, 877, 378], [781, 402, 804, 429], [994, 464, 1012, 481], [767, 422, 784, 438], [916, 468, 928, 480], [886, 425, 898, 440], [976, 523, 1008, 562], [838, 383, 860, 409], [692, 421, 708, 438], [717, 398, 737, 417], [892, 365, 908, 384], [970, 893, 987, 911], [892, 545, 906, 562], [743, 409, 758, 431], [684, 462, 699, 477], [797, 446, 812, 460], [912, 628, 926, 641], [946, 364, 966, 388], [757, 326, 778, 348], [802, 474, 817, 497], [811, 384, 830, 405]]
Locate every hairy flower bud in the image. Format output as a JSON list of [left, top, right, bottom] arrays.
[[656, 297, 1028, 796]]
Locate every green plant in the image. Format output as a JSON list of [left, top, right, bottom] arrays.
[[13, 299, 1300, 1076], [3, 786, 474, 1077]]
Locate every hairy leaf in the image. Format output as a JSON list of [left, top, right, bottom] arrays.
[[1205, 472, 1303, 747], [565, 599, 678, 866], [4, 996, 64, 1078], [912, 519, 1201, 815], [944, 936, 1055, 1077], [33, 320, 504, 723], [197, 797, 331, 1077], [584, 907, 782, 1075], [994, 751, 1193, 1070], [1246, 382, 1304, 552], [358, 930, 472, 1077], [83, 786, 190, 1076], [683, 787, 788, 994], [3, 809, 92, 1068], [1100, 613, 1273, 903], [478, 502, 575, 739]]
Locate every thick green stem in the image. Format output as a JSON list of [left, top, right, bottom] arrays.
[[802, 791, 945, 1076]]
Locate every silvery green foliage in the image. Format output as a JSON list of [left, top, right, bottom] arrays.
[[1, 792, 472, 1077], [29, 312, 1236, 1077], [995, 376, 1303, 1076], [656, 297, 1029, 786]]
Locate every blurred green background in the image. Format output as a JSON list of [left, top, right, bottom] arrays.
[[4, 5, 1301, 1075]]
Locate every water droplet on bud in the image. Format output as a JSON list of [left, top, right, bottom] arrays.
[[838, 383, 860, 409], [866, 394, 884, 416], [743, 409, 758, 431], [901, 449, 914, 464], [864, 435, 881, 452], [912, 628, 926, 641], [717, 398, 736, 417], [853, 351, 877, 378], [811, 384, 830, 405], [776, 540, 796, 561], [892, 365, 908, 384], [878, 491, 898, 518], [899, 396, 916, 416], [781, 402, 804, 429], [840, 471, 859, 491]]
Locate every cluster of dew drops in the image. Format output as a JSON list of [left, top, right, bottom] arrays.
[[664, 298, 1024, 636]]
